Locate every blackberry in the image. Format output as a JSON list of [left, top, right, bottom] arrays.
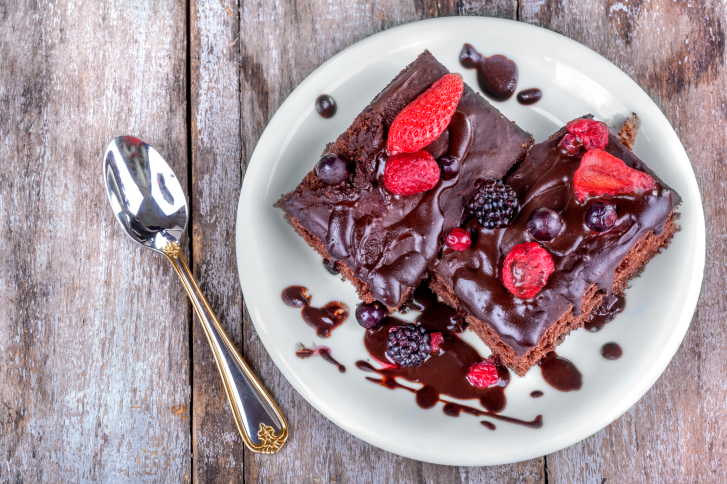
[[466, 179, 518, 229], [386, 323, 431, 367]]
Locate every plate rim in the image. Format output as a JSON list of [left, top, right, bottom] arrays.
[[235, 16, 706, 465]]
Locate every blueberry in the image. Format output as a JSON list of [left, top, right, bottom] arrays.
[[315, 94, 337, 118], [586, 201, 617, 232], [316, 153, 348, 185], [438, 155, 461, 180], [527, 207, 563, 241], [355, 301, 387, 329]]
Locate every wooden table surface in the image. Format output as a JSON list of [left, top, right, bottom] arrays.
[[1, 0, 725, 482]]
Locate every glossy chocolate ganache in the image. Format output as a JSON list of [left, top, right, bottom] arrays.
[[435, 126, 680, 356], [279, 52, 532, 308], [356, 285, 542, 429]]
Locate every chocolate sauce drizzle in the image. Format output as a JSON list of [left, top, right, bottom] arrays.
[[356, 286, 542, 429], [281, 286, 348, 337], [296, 343, 346, 372], [601, 343, 623, 360], [530, 390, 544, 398], [517, 88, 542, 105], [459, 43, 518, 101], [538, 352, 582, 392], [585, 294, 626, 332]]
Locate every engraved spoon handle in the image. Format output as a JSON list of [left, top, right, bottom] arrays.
[[162, 242, 288, 453]]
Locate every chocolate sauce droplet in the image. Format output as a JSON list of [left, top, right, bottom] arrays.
[[282, 286, 348, 337], [538, 352, 582, 392], [601, 342, 623, 360], [530, 390, 544, 398], [315, 94, 337, 118], [296, 344, 346, 372], [459, 43, 518, 101], [481, 421, 496, 430], [517, 88, 542, 105]]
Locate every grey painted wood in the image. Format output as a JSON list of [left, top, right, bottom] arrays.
[[0, 1, 191, 483], [521, 0, 727, 482]]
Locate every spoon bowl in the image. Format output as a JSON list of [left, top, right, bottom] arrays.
[[104, 136, 187, 251]]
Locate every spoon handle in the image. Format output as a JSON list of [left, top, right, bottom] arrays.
[[162, 242, 288, 454]]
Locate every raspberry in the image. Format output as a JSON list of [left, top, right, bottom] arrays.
[[563, 118, 609, 151], [383, 150, 440, 195], [386, 323, 431, 367], [465, 179, 518, 229], [467, 359, 499, 388], [560, 133, 582, 155], [574, 149, 656, 201], [502, 242, 555, 299], [387, 73, 464, 155], [445, 227, 471, 251], [430, 332, 444, 353]]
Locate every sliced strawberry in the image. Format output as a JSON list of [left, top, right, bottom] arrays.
[[383, 150, 440, 196], [387, 73, 464, 155], [502, 242, 554, 299], [574, 149, 656, 201]]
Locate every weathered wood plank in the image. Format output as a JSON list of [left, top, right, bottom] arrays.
[[230, 1, 542, 482], [0, 1, 191, 483], [521, 0, 727, 482], [189, 0, 246, 481]]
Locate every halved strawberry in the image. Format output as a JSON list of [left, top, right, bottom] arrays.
[[574, 149, 655, 201], [383, 150, 440, 195], [387, 73, 464, 155]]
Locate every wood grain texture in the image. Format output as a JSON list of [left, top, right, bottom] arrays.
[[0, 1, 191, 483], [521, 0, 727, 482], [233, 1, 542, 483], [190, 0, 246, 481]]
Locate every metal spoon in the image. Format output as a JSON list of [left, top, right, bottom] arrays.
[[103, 136, 288, 454]]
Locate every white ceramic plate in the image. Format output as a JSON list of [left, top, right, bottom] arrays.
[[236, 17, 705, 466]]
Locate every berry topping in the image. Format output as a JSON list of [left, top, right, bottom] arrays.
[[560, 133, 582, 155], [586, 201, 617, 233], [438, 155, 461, 180], [430, 332, 444, 353], [383, 150, 441, 196], [467, 359, 499, 388], [387, 73, 464, 155], [574, 149, 656, 201], [527, 207, 564, 241], [562, 118, 609, 151], [315, 94, 337, 118], [502, 242, 555, 299], [465, 179, 519, 229], [386, 323, 431, 367], [355, 301, 387, 329], [316, 153, 348, 185], [445, 227, 472, 251]]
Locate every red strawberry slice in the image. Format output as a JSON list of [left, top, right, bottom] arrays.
[[387, 73, 464, 156], [383, 150, 440, 195], [574, 149, 655, 201], [502, 242, 554, 299]]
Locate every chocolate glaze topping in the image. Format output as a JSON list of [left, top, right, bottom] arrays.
[[584, 294, 625, 332], [459, 43, 518, 101], [296, 343, 346, 372], [280, 52, 532, 307], [356, 286, 542, 429], [538, 352, 582, 392], [517, 88, 542, 105], [282, 286, 348, 337], [601, 342, 623, 360], [435, 125, 680, 355]]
